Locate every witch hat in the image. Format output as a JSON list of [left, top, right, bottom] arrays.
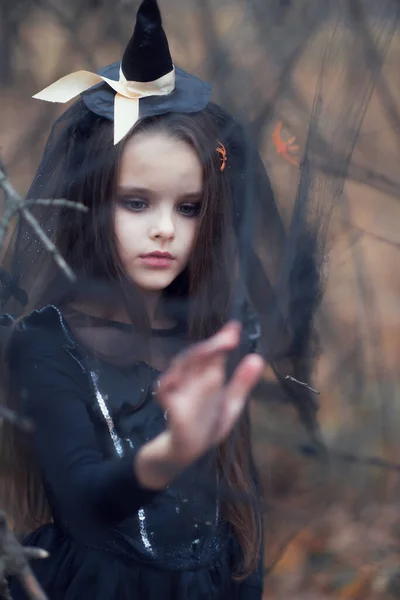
[[121, 0, 173, 82], [32, 0, 211, 144]]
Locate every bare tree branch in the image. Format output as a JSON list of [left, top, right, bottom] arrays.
[[24, 199, 87, 210], [19, 207, 74, 282], [0, 512, 49, 600], [0, 164, 89, 599], [0, 165, 87, 282]]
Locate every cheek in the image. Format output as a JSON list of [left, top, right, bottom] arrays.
[[179, 220, 200, 257], [114, 210, 140, 257]]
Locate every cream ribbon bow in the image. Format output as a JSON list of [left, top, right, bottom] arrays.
[[33, 67, 176, 144]]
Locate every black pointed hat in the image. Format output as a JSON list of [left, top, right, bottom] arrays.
[[121, 0, 173, 82], [33, 0, 212, 143]]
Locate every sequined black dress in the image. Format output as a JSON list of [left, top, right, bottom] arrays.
[[6, 305, 263, 600]]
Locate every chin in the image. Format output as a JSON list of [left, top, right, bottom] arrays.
[[132, 274, 177, 292]]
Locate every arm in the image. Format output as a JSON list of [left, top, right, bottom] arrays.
[[8, 326, 158, 527], [8, 312, 264, 532]]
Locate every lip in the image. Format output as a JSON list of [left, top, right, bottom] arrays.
[[141, 252, 175, 259], [140, 252, 175, 268]]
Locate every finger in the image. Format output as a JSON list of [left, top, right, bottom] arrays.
[[23, 547, 49, 560], [184, 321, 241, 362], [18, 565, 48, 600], [158, 350, 228, 399], [159, 322, 241, 389]]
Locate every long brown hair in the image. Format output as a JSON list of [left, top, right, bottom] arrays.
[[1, 104, 261, 577]]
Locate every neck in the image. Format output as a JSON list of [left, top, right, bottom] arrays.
[[140, 289, 174, 329], [141, 289, 161, 326]]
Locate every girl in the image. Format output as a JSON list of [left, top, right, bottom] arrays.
[[1, 1, 322, 599]]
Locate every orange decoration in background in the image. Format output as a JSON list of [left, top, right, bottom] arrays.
[[272, 121, 300, 166], [216, 141, 227, 172]]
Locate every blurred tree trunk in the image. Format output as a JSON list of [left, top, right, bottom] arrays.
[[0, 1, 16, 86]]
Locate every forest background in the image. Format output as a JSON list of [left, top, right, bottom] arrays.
[[1, 1, 400, 598]]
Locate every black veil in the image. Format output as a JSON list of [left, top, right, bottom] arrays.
[[1, 0, 400, 592]]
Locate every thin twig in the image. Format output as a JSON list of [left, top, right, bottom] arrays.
[[284, 375, 320, 395], [0, 165, 86, 283], [0, 168, 21, 249], [24, 199, 87, 211], [0, 164, 88, 432], [19, 208, 75, 282], [257, 419, 400, 475], [0, 512, 49, 600], [342, 219, 400, 251]]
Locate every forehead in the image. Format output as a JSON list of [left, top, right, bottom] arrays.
[[119, 131, 203, 195]]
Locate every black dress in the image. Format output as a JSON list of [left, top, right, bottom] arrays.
[[5, 305, 263, 600]]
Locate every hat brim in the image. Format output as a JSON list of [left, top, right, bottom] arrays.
[[81, 62, 212, 123]]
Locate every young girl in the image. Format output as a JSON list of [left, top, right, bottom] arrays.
[[1, 1, 322, 599]]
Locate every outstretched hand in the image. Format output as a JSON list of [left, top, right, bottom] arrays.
[[135, 322, 264, 490]]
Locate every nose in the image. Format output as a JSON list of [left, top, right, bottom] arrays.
[[149, 207, 175, 242]]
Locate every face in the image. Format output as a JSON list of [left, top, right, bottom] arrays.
[[114, 130, 203, 293]]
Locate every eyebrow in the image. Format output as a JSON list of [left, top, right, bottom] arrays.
[[117, 186, 203, 200], [117, 186, 152, 196], [180, 193, 203, 201]]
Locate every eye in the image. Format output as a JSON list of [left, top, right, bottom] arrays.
[[119, 198, 148, 212], [178, 203, 201, 218]]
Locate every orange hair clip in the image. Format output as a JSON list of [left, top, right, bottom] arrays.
[[216, 141, 227, 172]]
